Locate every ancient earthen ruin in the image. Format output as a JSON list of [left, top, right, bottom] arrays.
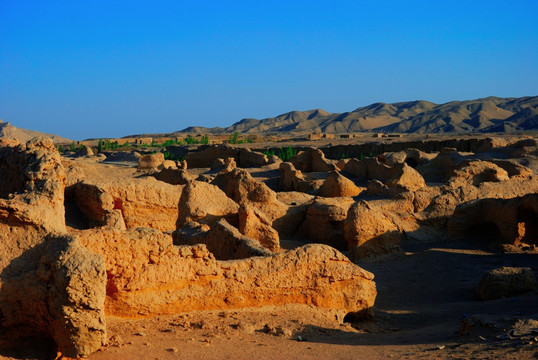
[[1, 135, 537, 357]]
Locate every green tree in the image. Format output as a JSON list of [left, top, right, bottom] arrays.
[[263, 149, 275, 157], [229, 132, 239, 144], [185, 136, 198, 144], [278, 146, 297, 162]]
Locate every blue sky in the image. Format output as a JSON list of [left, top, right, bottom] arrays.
[[1, 0, 537, 140]]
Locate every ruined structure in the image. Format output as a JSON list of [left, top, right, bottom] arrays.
[[2, 134, 538, 357], [0, 138, 106, 357], [0, 137, 378, 357]]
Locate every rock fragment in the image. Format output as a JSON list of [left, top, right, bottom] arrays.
[[477, 267, 537, 300]]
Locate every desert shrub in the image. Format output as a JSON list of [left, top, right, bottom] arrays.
[[278, 146, 297, 162]]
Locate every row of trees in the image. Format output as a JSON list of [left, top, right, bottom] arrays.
[[97, 139, 129, 151], [58, 133, 259, 154], [263, 146, 298, 162]]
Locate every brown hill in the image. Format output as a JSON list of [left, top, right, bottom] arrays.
[[0, 120, 71, 144]]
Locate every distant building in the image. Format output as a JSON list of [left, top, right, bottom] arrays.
[[121, 137, 138, 144], [135, 137, 153, 145]]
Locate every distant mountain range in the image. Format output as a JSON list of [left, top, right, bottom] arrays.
[[2, 96, 537, 144], [176, 96, 538, 135]]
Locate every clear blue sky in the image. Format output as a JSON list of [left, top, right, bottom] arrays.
[[1, 0, 537, 140]]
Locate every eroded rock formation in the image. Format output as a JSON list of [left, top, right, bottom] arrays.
[[69, 177, 182, 231], [212, 167, 288, 224], [300, 197, 354, 250], [4, 134, 538, 358], [319, 171, 363, 197], [477, 267, 537, 300], [344, 200, 402, 259], [447, 160, 510, 188], [137, 152, 165, 171], [76, 228, 376, 319], [449, 193, 538, 246], [0, 137, 66, 236], [0, 234, 106, 357], [177, 180, 239, 227], [290, 148, 338, 173], [184, 145, 239, 168], [173, 219, 272, 260], [0, 138, 106, 357], [343, 157, 426, 192], [238, 204, 280, 251]]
